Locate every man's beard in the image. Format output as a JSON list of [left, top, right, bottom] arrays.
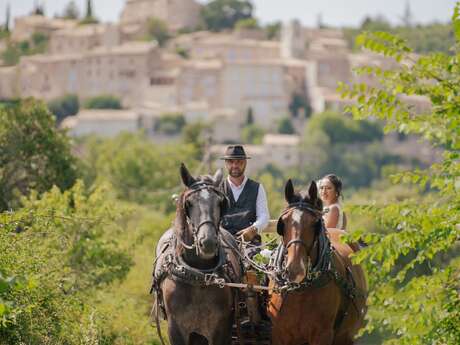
[[229, 168, 244, 178]]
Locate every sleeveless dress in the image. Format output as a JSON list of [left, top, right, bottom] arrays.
[[324, 203, 345, 230]]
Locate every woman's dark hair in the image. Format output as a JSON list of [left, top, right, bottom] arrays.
[[322, 174, 343, 197]]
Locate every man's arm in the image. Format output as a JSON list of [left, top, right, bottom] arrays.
[[253, 184, 270, 234], [235, 184, 270, 241]]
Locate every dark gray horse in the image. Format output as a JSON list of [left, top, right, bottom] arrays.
[[153, 164, 242, 345]]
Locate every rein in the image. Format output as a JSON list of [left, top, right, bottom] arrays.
[[178, 181, 227, 254], [275, 201, 331, 291]]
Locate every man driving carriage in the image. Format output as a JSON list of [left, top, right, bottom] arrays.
[[219, 145, 270, 256], [219, 145, 271, 329]]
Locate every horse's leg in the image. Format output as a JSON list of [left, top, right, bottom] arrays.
[[168, 319, 187, 345]]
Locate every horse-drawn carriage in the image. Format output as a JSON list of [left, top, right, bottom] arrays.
[[151, 165, 367, 345]]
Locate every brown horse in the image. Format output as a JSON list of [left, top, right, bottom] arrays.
[[268, 180, 367, 345], [153, 164, 242, 345]]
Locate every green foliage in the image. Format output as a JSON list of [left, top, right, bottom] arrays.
[[84, 94, 122, 110], [0, 99, 79, 211], [154, 113, 185, 135], [246, 107, 254, 125], [265, 21, 281, 40], [277, 117, 295, 134], [182, 121, 212, 160], [62, 1, 80, 20], [175, 45, 190, 58], [1, 33, 49, 66], [339, 4, 460, 344], [344, 16, 455, 54], [47, 93, 80, 122], [79, 0, 98, 24], [0, 29, 10, 40], [241, 124, 265, 145], [201, 0, 254, 32], [146, 17, 170, 47], [307, 111, 383, 143], [299, 111, 395, 189], [0, 182, 132, 343], [154, 113, 186, 135], [82, 132, 199, 210], [235, 17, 259, 30], [289, 92, 311, 118]]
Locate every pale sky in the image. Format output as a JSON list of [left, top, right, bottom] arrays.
[[0, 0, 457, 28]]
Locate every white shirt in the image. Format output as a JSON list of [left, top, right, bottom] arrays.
[[323, 203, 345, 230], [227, 176, 270, 234]]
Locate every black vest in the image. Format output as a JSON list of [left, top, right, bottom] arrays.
[[221, 178, 259, 235]]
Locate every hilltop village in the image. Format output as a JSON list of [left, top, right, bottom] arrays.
[[0, 0, 433, 170]]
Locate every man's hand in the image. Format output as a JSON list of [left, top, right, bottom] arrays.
[[236, 226, 258, 242]]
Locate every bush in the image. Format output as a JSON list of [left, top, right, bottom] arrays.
[[307, 111, 383, 144], [146, 17, 170, 46], [277, 117, 295, 134], [235, 17, 259, 30], [47, 94, 80, 122], [0, 182, 132, 343], [154, 113, 186, 135], [1, 33, 49, 66], [84, 95, 122, 109], [241, 124, 265, 144]]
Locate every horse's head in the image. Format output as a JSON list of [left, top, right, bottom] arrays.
[[177, 163, 226, 260], [276, 179, 323, 283]]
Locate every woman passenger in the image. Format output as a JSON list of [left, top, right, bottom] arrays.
[[318, 174, 347, 230]]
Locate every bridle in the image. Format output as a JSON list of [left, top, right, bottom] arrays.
[[178, 181, 227, 254], [278, 201, 325, 282]]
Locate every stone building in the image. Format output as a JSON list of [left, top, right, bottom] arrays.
[[49, 24, 121, 55], [120, 0, 201, 33], [12, 15, 77, 42], [16, 42, 161, 106]]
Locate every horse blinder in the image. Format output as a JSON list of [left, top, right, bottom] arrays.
[[276, 216, 285, 236]]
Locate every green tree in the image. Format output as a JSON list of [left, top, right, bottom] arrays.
[[79, 0, 98, 25], [246, 107, 254, 125], [0, 99, 79, 211], [241, 124, 264, 144], [338, 4, 460, 344], [277, 117, 295, 134], [82, 132, 199, 210], [84, 94, 122, 110], [182, 121, 212, 160], [146, 17, 170, 46], [299, 111, 398, 189], [265, 21, 281, 40], [62, 0, 80, 19], [289, 92, 311, 118], [201, 0, 254, 32]]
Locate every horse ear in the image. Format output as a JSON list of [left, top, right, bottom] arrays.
[[212, 168, 223, 187], [180, 163, 196, 187], [285, 179, 295, 203], [308, 181, 318, 202]]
